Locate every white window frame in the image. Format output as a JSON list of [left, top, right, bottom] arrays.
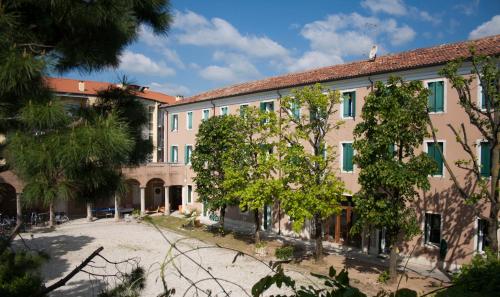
[[260, 100, 275, 113], [185, 144, 193, 165], [186, 111, 193, 131], [220, 106, 229, 116], [474, 217, 490, 254], [339, 141, 355, 173], [340, 89, 356, 120], [170, 145, 178, 163], [424, 78, 447, 114], [202, 108, 210, 121], [422, 211, 442, 248], [424, 139, 446, 178], [170, 113, 179, 132]]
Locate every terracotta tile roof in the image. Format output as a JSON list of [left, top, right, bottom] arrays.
[[45, 77, 175, 104], [170, 34, 500, 107]]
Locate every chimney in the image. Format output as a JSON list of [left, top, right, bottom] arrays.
[[175, 95, 184, 101], [78, 81, 85, 92]]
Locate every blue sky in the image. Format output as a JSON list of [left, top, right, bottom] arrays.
[[61, 0, 500, 97]]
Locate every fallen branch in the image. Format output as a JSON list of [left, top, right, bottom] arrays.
[[36, 246, 104, 297]]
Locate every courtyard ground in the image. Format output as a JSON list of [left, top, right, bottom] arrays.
[[13, 216, 449, 296]]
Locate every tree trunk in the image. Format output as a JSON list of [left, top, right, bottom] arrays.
[[86, 203, 93, 222], [114, 195, 120, 222], [314, 214, 324, 262], [219, 205, 226, 235], [49, 202, 55, 227], [16, 193, 22, 226], [488, 203, 499, 255], [254, 210, 261, 244], [389, 244, 398, 282]]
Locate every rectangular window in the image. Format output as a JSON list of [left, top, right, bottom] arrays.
[[428, 81, 444, 113], [427, 142, 444, 176], [477, 219, 490, 252], [342, 91, 356, 118], [202, 109, 210, 121], [187, 111, 193, 130], [290, 100, 300, 120], [170, 114, 178, 131], [220, 106, 229, 116], [481, 88, 488, 110], [239, 104, 249, 117], [148, 106, 154, 141], [342, 143, 354, 172], [170, 146, 178, 163], [260, 101, 274, 112], [187, 185, 193, 203], [185, 145, 193, 164], [424, 213, 441, 245], [480, 141, 491, 177]]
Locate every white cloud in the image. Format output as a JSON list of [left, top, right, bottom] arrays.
[[163, 49, 185, 69], [138, 25, 186, 70], [454, 0, 480, 16], [199, 52, 261, 83], [287, 13, 415, 72], [173, 10, 289, 59], [469, 15, 500, 39], [361, 0, 407, 15], [119, 51, 175, 76], [150, 82, 191, 96]]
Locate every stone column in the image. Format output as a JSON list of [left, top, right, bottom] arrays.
[[86, 202, 93, 222], [182, 185, 188, 206], [140, 187, 146, 215], [114, 194, 120, 221], [16, 193, 22, 226], [164, 186, 170, 215]]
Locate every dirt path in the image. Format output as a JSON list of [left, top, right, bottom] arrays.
[[15, 218, 305, 296]]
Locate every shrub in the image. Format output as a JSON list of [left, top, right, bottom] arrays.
[[377, 270, 390, 284], [436, 249, 500, 297], [275, 245, 294, 260]]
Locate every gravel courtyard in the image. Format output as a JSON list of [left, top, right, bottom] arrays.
[[15, 218, 306, 297]]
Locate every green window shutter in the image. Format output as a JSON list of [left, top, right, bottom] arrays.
[[260, 102, 266, 111], [480, 142, 491, 177], [388, 144, 395, 157], [435, 81, 444, 112], [170, 146, 174, 163], [428, 142, 443, 175], [481, 89, 488, 109], [292, 101, 300, 119], [184, 145, 188, 164], [343, 93, 350, 117], [343, 143, 353, 171], [428, 82, 436, 112], [170, 115, 174, 131], [352, 91, 356, 118]]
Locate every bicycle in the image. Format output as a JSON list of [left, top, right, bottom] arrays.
[[55, 212, 70, 224]]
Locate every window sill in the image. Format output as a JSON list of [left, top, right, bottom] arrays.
[[341, 116, 354, 120], [428, 111, 446, 115], [424, 243, 440, 249], [341, 170, 355, 174]]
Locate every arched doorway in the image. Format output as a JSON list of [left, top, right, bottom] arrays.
[[124, 179, 141, 209], [0, 183, 16, 217], [146, 178, 164, 212]]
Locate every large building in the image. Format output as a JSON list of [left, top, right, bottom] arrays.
[[1, 35, 499, 270], [160, 34, 500, 270]]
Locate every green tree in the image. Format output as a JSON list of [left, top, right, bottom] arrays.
[[279, 84, 347, 261], [191, 115, 246, 232], [6, 100, 133, 227], [223, 107, 281, 243], [428, 50, 500, 255], [353, 76, 436, 281]]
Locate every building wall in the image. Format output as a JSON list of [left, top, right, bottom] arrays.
[[162, 63, 496, 268]]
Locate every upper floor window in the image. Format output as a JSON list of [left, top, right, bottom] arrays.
[[239, 104, 249, 117], [148, 106, 155, 141], [342, 91, 356, 118], [427, 81, 445, 113], [202, 109, 210, 121], [426, 141, 444, 176], [479, 141, 491, 177], [187, 111, 193, 130], [260, 101, 274, 113], [424, 213, 441, 245], [341, 142, 354, 172], [290, 99, 300, 120], [185, 145, 193, 164], [170, 114, 178, 131], [220, 106, 229, 116], [170, 145, 178, 163]]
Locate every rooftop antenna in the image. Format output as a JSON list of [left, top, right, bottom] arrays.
[[369, 45, 377, 61]]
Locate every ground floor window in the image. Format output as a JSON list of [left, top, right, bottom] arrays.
[[187, 185, 192, 203], [477, 218, 490, 253], [424, 213, 441, 245]]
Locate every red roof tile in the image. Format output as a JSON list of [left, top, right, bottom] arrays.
[[46, 77, 175, 104], [172, 34, 500, 106]]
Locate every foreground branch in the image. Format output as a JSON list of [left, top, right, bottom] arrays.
[[36, 246, 104, 297]]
